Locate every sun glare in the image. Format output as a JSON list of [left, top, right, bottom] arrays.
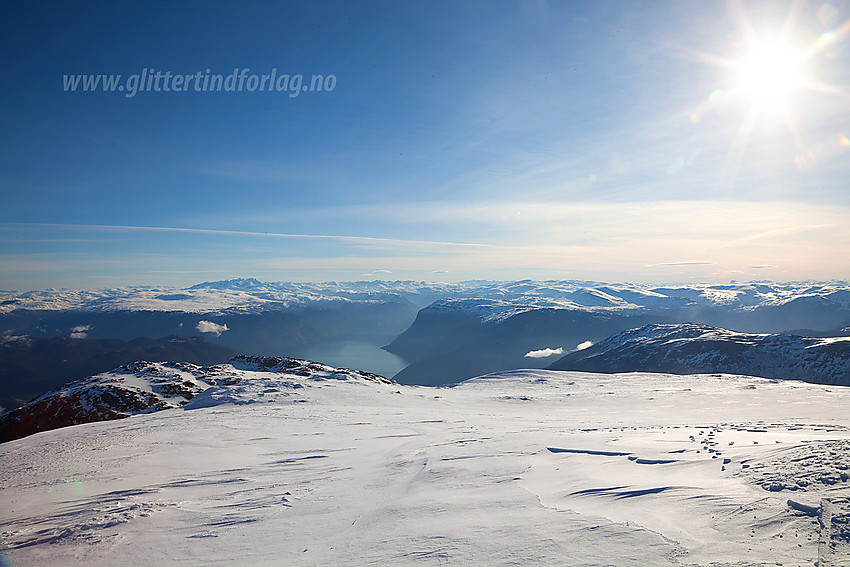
[[736, 42, 802, 109], [680, 2, 849, 184]]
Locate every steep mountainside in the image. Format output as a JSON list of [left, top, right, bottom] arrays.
[[385, 283, 850, 385], [0, 302, 417, 355], [548, 323, 850, 385], [387, 303, 659, 385]]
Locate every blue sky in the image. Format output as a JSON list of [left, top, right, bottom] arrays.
[[1, 0, 849, 290]]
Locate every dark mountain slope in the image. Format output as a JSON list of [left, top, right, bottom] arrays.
[[388, 303, 662, 385], [548, 323, 850, 385], [0, 335, 237, 412]]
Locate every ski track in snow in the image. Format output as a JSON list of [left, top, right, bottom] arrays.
[[1, 370, 850, 566]]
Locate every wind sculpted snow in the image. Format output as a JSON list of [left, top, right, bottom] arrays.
[[1, 364, 849, 566]]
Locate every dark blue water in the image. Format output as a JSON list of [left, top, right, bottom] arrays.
[[296, 339, 408, 379]]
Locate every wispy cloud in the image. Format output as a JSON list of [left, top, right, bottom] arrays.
[[187, 200, 850, 247], [0, 222, 493, 250], [2, 199, 848, 289], [652, 260, 715, 267]]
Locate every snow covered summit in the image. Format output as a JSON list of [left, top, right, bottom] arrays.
[[0, 356, 392, 443]]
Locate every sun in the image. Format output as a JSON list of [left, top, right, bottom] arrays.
[[678, 3, 847, 181], [735, 42, 803, 110]]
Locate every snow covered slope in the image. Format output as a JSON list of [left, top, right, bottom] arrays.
[[0, 356, 390, 443], [548, 323, 850, 385], [1, 364, 850, 566]]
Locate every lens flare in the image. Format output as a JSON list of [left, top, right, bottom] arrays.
[[794, 151, 817, 170], [818, 4, 840, 28]]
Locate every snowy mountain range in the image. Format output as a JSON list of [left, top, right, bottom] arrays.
[[548, 323, 850, 385], [3, 278, 850, 315], [2, 278, 850, 404], [384, 282, 850, 386], [0, 279, 420, 388]]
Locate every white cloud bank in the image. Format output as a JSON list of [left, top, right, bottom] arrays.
[[576, 340, 594, 350], [525, 347, 564, 359], [196, 320, 229, 337]]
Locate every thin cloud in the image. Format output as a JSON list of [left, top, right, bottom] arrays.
[[3, 200, 849, 288], [651, 260, 715, 266], [0, 222, 493, 250]]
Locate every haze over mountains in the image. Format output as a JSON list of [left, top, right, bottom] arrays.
[[2, 278, 850, 411], [0, 278, 421, 353]]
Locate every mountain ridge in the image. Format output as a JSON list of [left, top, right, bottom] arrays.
[[0, 355, 393, 443], [547, 322, 850, 385], [0, 334, 238, 413]]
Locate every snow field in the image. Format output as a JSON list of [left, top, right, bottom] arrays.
[[2, 369, 850, 566]]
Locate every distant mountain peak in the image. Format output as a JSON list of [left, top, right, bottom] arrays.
[[188, 277, 268, 291]]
